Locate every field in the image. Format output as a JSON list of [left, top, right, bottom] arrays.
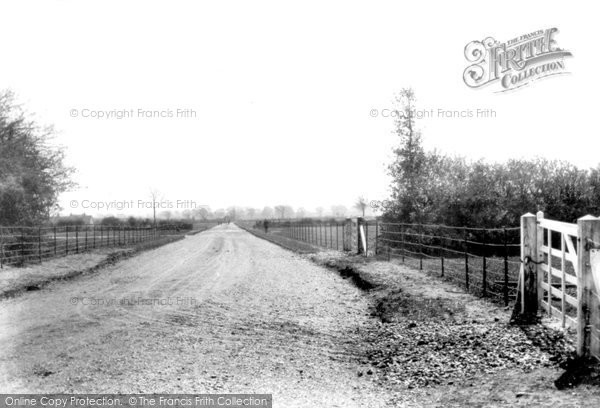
[[0, 222, 218, 267]]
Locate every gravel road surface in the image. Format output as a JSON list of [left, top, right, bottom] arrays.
[[0, 224, 395, 407]]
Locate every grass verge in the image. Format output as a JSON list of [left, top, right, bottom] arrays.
[[0, 234, 187, 300]]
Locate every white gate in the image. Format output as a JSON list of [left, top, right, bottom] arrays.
[[519, 211, 600, 359]]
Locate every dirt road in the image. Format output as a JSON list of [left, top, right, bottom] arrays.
[[0, 224, 395, 406]]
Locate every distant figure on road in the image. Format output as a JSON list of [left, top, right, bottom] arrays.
[[263, 219, 269, 233]]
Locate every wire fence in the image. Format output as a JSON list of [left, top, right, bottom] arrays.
[[255, 219, 361, 252], [376, 222, 521, 306], [258, 219, 522, 306], [0, 224, 190, 268]]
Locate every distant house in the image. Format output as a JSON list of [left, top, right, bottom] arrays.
[[51, 213, 94, 226]]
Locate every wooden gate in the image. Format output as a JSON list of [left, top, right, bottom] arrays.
[[519, 211, 600, 360]]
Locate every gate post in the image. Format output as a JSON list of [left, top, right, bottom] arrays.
[[576, 215, 600, 357], [343, 218, 352, 252], [357, 217, 365, 255], [536, 212, 545, 307], [515, 213, 541, 321]]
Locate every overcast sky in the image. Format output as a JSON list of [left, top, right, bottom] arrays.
[[0, 0, 596, 217]]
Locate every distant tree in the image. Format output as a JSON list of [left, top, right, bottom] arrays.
[[284, 205, 294, 219], [274, 205, 288, 219], [261, 206, 274, 219], [195, 207, 210, 220], [331, 205, 348, 218], [226, 206, 245, 221], [101, 216, 122, 226], [246, 207, 256, 219], [148, 188, 163, 227], [296, 207, 306, 218], [0, 90, 74, 225], [354, 197, 368, 217], [315, 206, 324, 218], [55, 217, 85, 227]]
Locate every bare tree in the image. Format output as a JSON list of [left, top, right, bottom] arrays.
[[354, 196, 368, 217], [331, 205, 347, 218], [261, 206, 274, 219], [274, 205, 291, 219], [225, 206, 245, 221], [194, 207, 210, 220], [246, 207, 256, 219], [296, 207, 306, 219], [315, 206, 324, 218], [149, 188, 163, 227], [284, 205, 294, 219]]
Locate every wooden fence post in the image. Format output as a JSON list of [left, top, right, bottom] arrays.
[[20, 227, 25, 264], [357, 217, 365, 255], [330, 223, 333, 248], [365, 220, 369, 255], [515, 212, 541, 321], [418, 223, 423, 270], [401, 224, 405, 263], [65, 226, 69, 255], [576, 215, 600, 357], [586, 217, 600, 360], [0, 227, 4, 268], [536, 211, 545, 308], [38, 227, 42, 263], [464, 227, 469, 291], [482, 229, 487, 297], [375, 220, 379, 255], [343, 218, 352, 251], [503, 227, 510, 307]]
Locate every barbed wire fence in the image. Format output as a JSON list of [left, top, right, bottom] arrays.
[[376, 222, 521, 306], [262, 218, 521, 306], [0, 224, 189, 268]]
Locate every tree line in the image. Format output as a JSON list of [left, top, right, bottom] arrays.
[[0, 91, 73, 226], [383, 89, 600, 228]]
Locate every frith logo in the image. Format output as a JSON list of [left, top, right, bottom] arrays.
[[463, 28, 572, 92]]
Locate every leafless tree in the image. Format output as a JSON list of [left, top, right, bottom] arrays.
[[246, 207, 256, 219], [274, 205, 295, 219], [354, 196, 368, 217], [261, 206, 274, 219], [275, 205, 286, 219], [194, 207, 210, 220], [149, 188, 163, 227], [331, 205, 347, 218]]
